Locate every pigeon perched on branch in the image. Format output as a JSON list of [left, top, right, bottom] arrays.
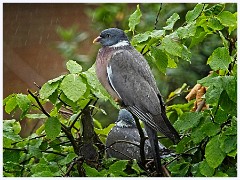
[[93, 28, 180, 175]]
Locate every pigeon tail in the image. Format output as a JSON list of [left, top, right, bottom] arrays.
[[153, 113, 180, 144]]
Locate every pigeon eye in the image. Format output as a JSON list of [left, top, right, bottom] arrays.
[[106, 34, 111, 38]]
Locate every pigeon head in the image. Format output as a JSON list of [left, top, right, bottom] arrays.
[[116, 109, 136, 128], [93, 28, 129, 47]]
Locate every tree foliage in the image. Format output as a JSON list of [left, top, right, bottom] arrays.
[[3, 3, 237, 177]]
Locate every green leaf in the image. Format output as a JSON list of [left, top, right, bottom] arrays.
[[131, 160, 145, 174], [150, 30, 165, 39], [109, 160, 128, 176], [131, 31, 150, 45], [16, 94, 31, 118], [176, 136, 191, 153], [215, 108, 228, 124], [28, 139, 43, 158], [205, 135, 226, 168], [39, 81, 59, 99], [66, 60, 82, 74], [222, 117, 237, 136], [94, 124, 115, 136], [217, 11, 237, 34], [3, 150, 20, 163], [163, 13, 180, 30], [186, 4, 204, 23], [201, 121, 220, 137], [199, 159, 214, 177], [32, 171, 54, 177], [222, 76, 237, 103], [204, 4, 225, 16], [162, 35, 182, 57], [60, 74, 86, 102], [219, 91, 237, 116], [3, 120, 22, 144], [168, 161, 190, 177], [150, 47, 168, 74], [162, 35, 191, 61], [198, 74, 236, 105], [207, 17, 224, 31], [189, 26, 207, 48], [174, 112, 203, 132], [26, 114, 48, 119], [45, 117, 61, 140], [168, 83, 188, 100], [128, 4, 142, 33], [83, 163, 101, 177], [176, 22, 196, 39], [4, 95, 17, 114], [214, 171, 228, 177], [48, 75, 65, 84], [227, 149, 237, 158], [207, 47, 232, 71], [226, 167, 237, 177], [219, 134, 236, 154], [59, 153, 77, 165], [191, 126, 207, 144], [191, 163, 203, 177]]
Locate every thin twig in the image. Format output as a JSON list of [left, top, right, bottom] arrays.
[[64, 156, 84, 177], [42, 150, 66, 157], [3, 147, 27, 152], [27, 89, 50, 117], [34, 82, 41, 89], [105, 140, 141, 149], [107, 147, 134, 160], [154, 3, 163, 30], [132, 114, 146, 165]]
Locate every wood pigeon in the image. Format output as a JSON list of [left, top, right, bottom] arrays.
[[93, 28, 180, 174], [106, 109, 174, 161]]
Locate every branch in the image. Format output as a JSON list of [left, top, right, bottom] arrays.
[[106, 139, 141, 149], [64, 156, 84, 177], [154, 3, 163, 30], [69, 99, 93, 130], [60, 124, 79, 155], [27, 89, 50, 117], [132, 114, 146, 165], [109, 147, 135, 160]]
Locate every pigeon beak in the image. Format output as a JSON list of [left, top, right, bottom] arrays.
[[93, 36, 102, 43]]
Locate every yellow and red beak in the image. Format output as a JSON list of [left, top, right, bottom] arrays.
[[93, 36, 102, 43]]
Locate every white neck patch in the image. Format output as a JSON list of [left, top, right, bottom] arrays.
[[110, 40, 129, 48]]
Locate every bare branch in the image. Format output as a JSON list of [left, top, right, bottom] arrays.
[[27, 89, 50, 117], [154, 3, 163, 30]]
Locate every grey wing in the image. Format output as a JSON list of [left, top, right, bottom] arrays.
[[107, 50, 162, 131], [107, 49, 180, 143]]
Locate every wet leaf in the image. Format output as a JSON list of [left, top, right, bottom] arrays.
[[186, 4, 205, 23], [60, 74, 86, 102], [205, 135, 226, 168], [128, 4, 142, 33], [66, 60, 82, 74], [45, 117, 61, 140]]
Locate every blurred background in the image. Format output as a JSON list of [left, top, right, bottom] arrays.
[[3, 3, 237, 136]]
